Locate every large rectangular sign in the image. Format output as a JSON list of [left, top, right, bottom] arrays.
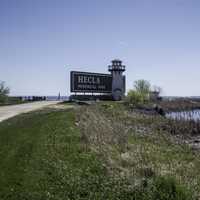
[[70, 71, 112, 93]]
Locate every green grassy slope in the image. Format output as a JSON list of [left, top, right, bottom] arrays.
[[0, 108, 109, 199]]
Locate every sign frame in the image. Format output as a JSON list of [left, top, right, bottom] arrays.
[[70, 71, 112, 93]]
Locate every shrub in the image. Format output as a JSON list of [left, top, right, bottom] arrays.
[[125, 80, 152, 107], [139, 176, 195, 200], [125, 90, 146, 107]]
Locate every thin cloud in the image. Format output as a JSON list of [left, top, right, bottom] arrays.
[[119, 41, 128, 47]]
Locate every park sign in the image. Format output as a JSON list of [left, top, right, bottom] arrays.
[[70, 60, 126, 100], [70, 71, 112, 93]]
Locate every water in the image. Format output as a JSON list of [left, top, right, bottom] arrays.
[[46, 96, 68, 101], [166, 109, 200, 121], [19, 96, 68, 101]]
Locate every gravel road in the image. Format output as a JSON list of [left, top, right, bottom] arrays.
[[0, 101, 60, 122]]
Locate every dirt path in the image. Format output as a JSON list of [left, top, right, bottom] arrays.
[[0, 101, 60, 122]]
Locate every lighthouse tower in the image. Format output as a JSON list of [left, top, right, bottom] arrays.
[[108, 59, 126, 101]]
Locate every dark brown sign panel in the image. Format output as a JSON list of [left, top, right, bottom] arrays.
[[71, 71, 112, 93]]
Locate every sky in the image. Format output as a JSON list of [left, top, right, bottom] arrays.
[[0, 0, 200, 96]]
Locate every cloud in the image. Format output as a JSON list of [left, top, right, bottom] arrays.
[[119, 41, 128, 47]]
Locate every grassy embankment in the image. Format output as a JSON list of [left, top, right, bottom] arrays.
[[0, 102, 199, 199], [0, 106, 111, 199]]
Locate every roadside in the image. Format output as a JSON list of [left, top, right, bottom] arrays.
[[0, 101, 60, 122]]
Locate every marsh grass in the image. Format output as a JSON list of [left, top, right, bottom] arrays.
[[77, 102, 200, 198], [159, 99, 200, 112]]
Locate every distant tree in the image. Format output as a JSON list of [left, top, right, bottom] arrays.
[[0, 81, 10, 103]]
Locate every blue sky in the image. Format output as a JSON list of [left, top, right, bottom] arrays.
[[0, 0, 200, 96]]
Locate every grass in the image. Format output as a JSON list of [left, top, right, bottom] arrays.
[[0, 103, 197, 199], [0, 108, 110, 199]]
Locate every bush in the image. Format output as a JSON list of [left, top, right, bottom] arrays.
[[125, 80, 151, 107], [125, 90, 148, 107], [138, 176, 195, 200]]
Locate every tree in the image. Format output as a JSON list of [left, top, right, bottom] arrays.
[[0, 81, 10, 103], [134, 79, 151, 102], [134, 79, 151, 94], [125, 80, 151, 106]]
